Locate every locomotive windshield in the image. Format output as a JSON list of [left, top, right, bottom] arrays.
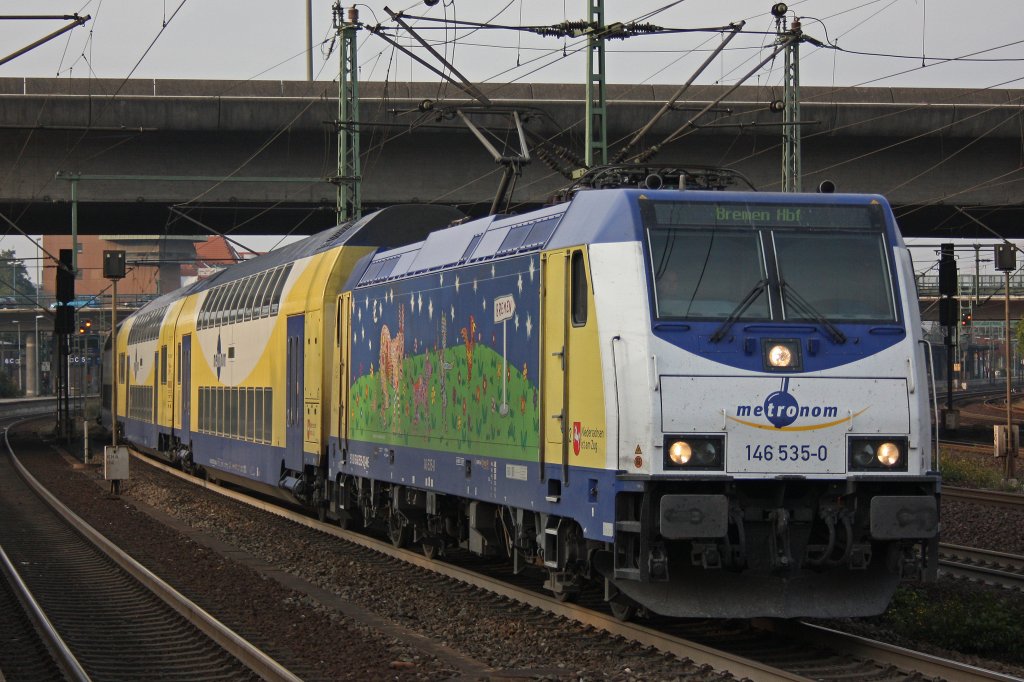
[[643, 199, 897, 323], [774, 231, 896, 322], [649, 228, 769, 319]]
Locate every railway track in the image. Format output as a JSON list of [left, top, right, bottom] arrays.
[[0, 420, 299, 681], [944, 485, 1024, 510], [129, 446, 1020, 682], [939, 544, 1024, 590], [0, 545, 70, 681]]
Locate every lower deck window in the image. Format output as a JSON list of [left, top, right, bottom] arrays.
[[197, 386, 273, 443]]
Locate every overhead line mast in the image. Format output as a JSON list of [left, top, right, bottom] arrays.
[[334, 3, 361, 223], [584, 0, 609, 170], [775, 3, 801, 192]]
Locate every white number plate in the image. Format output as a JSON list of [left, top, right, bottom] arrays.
[[732, 441, 842, 474]]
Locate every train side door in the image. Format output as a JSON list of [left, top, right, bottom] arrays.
[[153, 351, 159, 423], [336, 293, 352, 451], [180, 335, 191, 439], [541, 250, 570, 484], [286, 314, 305, 471]]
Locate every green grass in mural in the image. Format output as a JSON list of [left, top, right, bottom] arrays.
[[350, 342, 539, 459]]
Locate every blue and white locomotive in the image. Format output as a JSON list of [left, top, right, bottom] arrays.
[[108, 186, 939, 619]]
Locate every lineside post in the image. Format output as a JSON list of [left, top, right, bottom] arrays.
[[995, 244, 1017, 479], [103, 250, 127, 495]]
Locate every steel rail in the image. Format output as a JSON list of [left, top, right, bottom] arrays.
[[5, 418, 301, 682], [939, 544, 1024, 589], [944, 486, 1024, 509], [763, 620, 1024, 682], [0, 530, 89, 682]]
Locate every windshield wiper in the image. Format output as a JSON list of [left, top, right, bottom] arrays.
[[780, 279, 847, 344], [710, 279, 767, 343]]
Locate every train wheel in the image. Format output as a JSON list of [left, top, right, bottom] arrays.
[[547, 570, 578, 603], [387, 510, 410, 548], [421, 542, 437, 560], [609, 599, 637, 622]]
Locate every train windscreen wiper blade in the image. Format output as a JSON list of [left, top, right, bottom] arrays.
[[780, 279, 847, 344], [710, 279, 767, 343]]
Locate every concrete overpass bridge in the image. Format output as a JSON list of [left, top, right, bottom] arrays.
[[1, 78, 1023, 239]]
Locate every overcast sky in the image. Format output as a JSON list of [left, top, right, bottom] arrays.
[[2, 1, 1022, 88], [2, 0, 1023, 280]]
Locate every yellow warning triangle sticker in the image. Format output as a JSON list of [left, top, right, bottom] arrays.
[[634, 445, 642, 455]]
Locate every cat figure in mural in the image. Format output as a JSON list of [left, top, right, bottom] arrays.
[[379, 304, 405, 415]]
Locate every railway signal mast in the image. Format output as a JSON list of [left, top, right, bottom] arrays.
[[995, 243, 1017, 478], [938, 244, 959, 430]]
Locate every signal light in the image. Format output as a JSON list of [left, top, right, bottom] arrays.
[[961, 312, 972, 327], [79, 319, 93, 334]]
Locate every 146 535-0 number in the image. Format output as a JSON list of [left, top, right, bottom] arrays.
[[745, 444, 827, 462]]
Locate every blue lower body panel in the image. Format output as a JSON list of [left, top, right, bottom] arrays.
[[331, 437, 637, 542]]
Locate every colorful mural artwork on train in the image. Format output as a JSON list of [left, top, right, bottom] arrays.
[[349, 255, 541, 460]]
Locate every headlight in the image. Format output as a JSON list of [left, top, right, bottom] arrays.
[[848, 437, 907, 472], [663, 436, 724, 471], [768, 344, 792, 367], [876, 442, 901, 466], [668, 441, 692, 465], [761, 338, 802, 372]]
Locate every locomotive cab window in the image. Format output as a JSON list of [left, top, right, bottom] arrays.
[[571, 249, 588, 326], [774, 231, 896, 322], [648, 227, 769, 320]]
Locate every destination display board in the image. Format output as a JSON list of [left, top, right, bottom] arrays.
[[641, 199, 883, 230]]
